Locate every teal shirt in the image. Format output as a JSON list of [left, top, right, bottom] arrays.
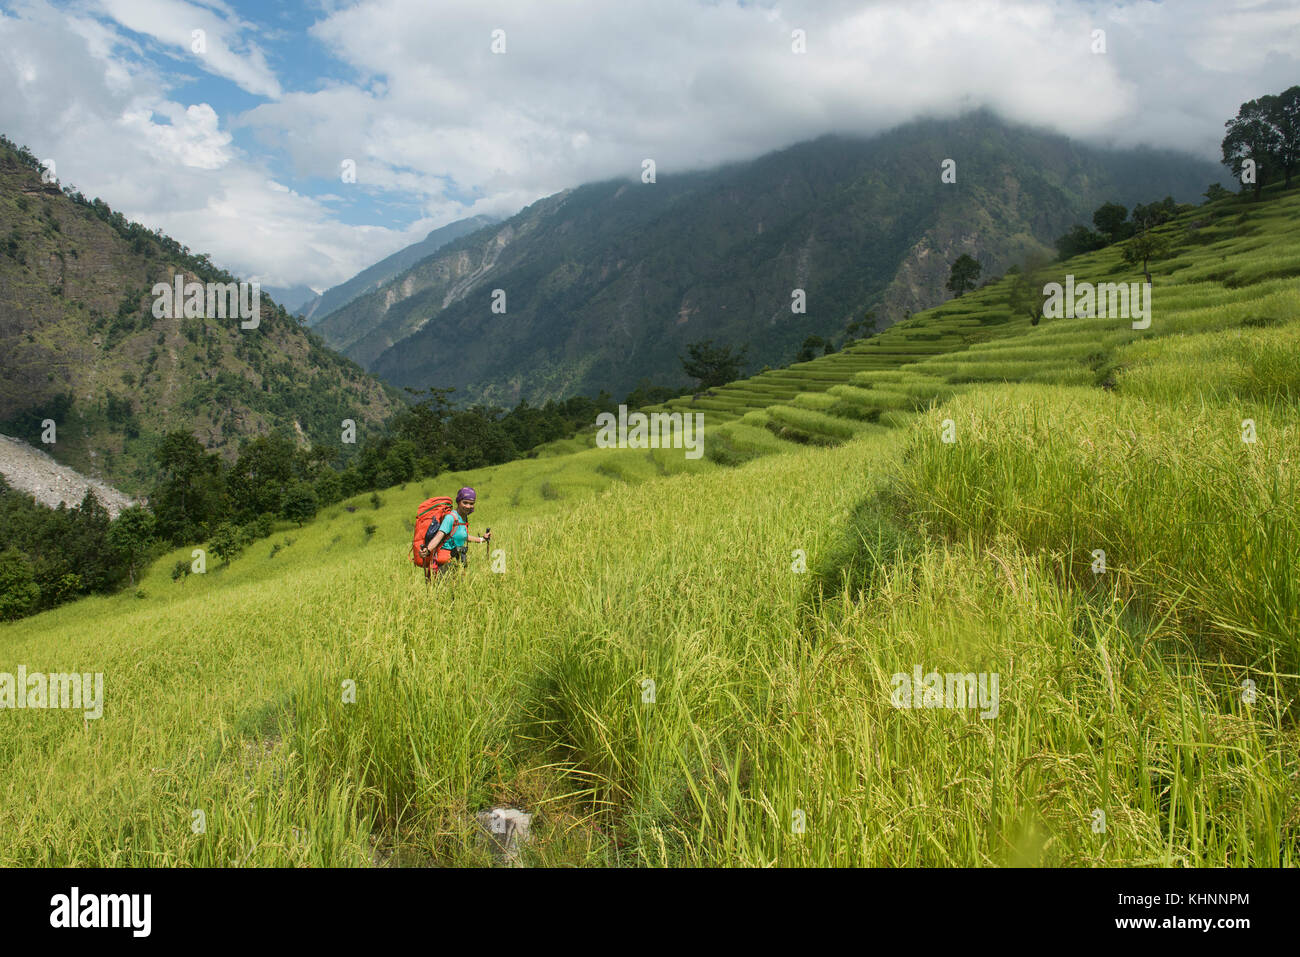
[[437, 509, 469, 551]]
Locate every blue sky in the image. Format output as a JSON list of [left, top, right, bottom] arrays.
[[2, 0, 1297, 293]]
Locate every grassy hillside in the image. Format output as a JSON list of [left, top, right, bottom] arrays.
[[2, 187, 1297, 867]]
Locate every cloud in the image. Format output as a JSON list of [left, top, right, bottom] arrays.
[[253, 0, 1296, 216], [0, 0, 430, 288], [2, 0, 1297, 290], [92, 0, 282, 98], [120, 101, 233, 169]]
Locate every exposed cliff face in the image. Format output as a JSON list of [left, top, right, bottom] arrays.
[[315, 199, 561, 370], [881, 216, 1048, 320], [300, 214, 500, 327]]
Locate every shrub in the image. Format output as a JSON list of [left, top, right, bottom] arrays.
[[0, 548, 41, 620], [209, 523, 246, 566], [282, 481, 319, 527], [314, 469, 342, 506]]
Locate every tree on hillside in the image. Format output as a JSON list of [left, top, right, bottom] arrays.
[[208, 523, 246, 567], [226, 433, 297, 523], [1008, 272, 1040, 326], [946, 254, 981, 297], [1122, 229, 1172, 286], [314, 468, 342, 506], [392, 386, 455, 465], [0, 484, 130, 616], [842, 309, 877, 343], [1263, 86, 1300, 188], [382, 438, 419, 484], [302, 444, 337, 479], [499, 398, 571, 450], [1222, 97, 1280, 200], [1006, 253, 1052, 326], [73, 489, 120, 594], [441, 410, 516, 471], [106, 506, 156, 587], [281, 481, 319, 527], [680, 340, 746, 389], [1130, 196, 1178, 230], [1054, 224, 1107, 260], [797, 336, 826, 362], [1092, 202, 1133, 243], [150, 432, 227, 545], [623, 379, 685, 410]]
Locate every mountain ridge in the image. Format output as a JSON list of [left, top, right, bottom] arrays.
[[314, 111, 1229, 406], [302, 214, 500, 326], [0, 135, 403, 494]]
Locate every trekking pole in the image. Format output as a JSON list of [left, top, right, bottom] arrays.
[[484, 527, 492, 559]]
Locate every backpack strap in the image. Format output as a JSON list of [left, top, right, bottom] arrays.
[[425, 511, 470, 577], [449, 513, 468, 560]]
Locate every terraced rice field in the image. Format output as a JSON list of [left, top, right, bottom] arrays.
[[634, 187, 1300, 457]]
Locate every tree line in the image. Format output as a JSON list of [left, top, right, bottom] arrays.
[[144, 387, 666, 553], [0, 479, 153, 620], [0, 380, 698, 620], [0, 328, 754, 620]]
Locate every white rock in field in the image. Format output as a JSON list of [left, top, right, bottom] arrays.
[[476, 807, 533, 865]]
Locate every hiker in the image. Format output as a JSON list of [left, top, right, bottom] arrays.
[[418, 487, 490, 577]]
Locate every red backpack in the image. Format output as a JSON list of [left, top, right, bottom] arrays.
[[412, 496, 466, 577]]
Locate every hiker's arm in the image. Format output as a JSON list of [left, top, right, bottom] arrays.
[[469, 530, 491, 544], [424, 528, 447, 554]]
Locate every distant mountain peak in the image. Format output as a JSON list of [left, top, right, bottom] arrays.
[[301, 214, 502, 326]]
